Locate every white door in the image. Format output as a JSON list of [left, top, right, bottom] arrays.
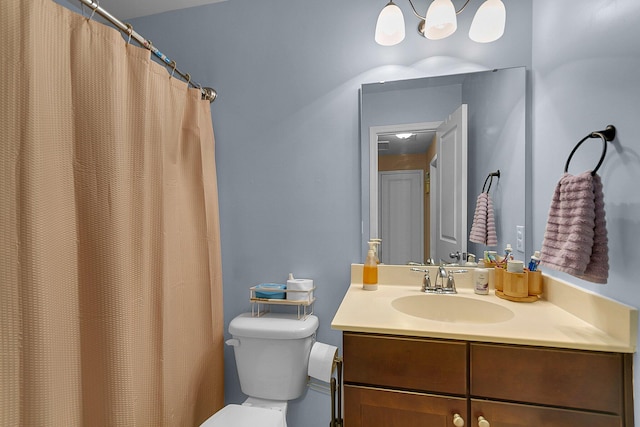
[[434, 104, 468, 264], [379, 170, 424, 265]]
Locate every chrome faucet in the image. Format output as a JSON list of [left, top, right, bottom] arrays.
[[407, 258, 436, 266], [411, 265, 467, 294], [442, 267, 469, 293], [411, 266, 466, 294], [436, 264, 457, 293], [410, 268, 435, 293], [438, 265, 448, 282], [445, 271, 458, 293]]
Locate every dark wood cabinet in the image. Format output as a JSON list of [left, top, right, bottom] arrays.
[[470, 399, 622, 427], [343, 332, 633, 426], [345, 385, 466, 427], [343, 333, 467, 395]]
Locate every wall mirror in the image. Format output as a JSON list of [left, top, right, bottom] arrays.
[[360, 66, 527, 264]]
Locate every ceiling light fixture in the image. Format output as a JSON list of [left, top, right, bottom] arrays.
[[395, 133, 415, 139], [374, 0, 505, 46], [374, 0, 406, 46]]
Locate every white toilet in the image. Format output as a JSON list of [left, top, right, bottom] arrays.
[[200, 312, 320, 427]]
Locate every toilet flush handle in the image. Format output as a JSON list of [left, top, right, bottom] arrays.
[[225, 338, 240, 347]]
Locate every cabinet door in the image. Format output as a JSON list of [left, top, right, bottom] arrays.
[[471, 399, 622, 427], [345, 385, 467, 427], [344, 333, 467, 395], [471, 343, 624, 414]]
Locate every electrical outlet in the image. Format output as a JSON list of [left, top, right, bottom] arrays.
[[516, 226, 525, 253]]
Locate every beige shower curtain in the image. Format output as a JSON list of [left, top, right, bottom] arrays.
[[0, 1, 224, 426]]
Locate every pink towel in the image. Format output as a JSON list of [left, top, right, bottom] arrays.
[[540, 172, 609, 284], [469, 192, 498, 246]]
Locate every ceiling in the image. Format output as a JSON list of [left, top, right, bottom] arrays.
[[368, 73, 471, 157], [74, 0, 226, 20], [378, 131, 435, 156]]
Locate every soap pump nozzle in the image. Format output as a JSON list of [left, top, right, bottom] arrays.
[[464, 253, 477, 267], [367, 241, 376, 255], [370, 239, 381, 264]]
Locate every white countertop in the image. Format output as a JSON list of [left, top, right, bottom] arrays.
[[331, 264, 637, 353]]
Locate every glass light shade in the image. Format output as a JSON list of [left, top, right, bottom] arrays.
[[469, 0, 506, 43], [424, 0, 457, 40], [375, 1, 405, 46]]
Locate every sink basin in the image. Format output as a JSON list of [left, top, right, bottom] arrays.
[[392, 294, 515, 324]]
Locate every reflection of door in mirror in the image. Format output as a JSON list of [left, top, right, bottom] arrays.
[[434, 104, 468, 263], [378, 170, 423, 264], [374, 104, 467, 265], [371, 123, 439, 265]]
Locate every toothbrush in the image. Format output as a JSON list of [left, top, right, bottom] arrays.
[[528, 251, 541, 272], [503, 244, 513, 265]]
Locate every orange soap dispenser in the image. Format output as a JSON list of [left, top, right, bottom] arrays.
[[363, 241, 378, 291]]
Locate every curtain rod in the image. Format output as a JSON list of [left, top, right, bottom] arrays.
[[75, 0, 217, 103]]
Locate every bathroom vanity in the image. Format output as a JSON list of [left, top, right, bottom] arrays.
[[332, 265, 637, 427]]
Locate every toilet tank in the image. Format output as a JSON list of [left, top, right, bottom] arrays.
[[228, 313, 319, 401]]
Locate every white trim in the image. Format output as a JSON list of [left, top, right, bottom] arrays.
[[429, 155, 438, 260]]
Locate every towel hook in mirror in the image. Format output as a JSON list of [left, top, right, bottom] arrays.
[[482, 170, 501, 194], [564, 125, 616, 176]]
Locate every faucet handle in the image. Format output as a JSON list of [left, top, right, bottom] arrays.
[[445, 272, 454, 289], [422, 272, 432, 292], [410, 268, 432, 292]]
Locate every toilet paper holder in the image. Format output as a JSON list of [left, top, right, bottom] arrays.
[[329, 356, 344, 427], [308, 342, 343, 426]]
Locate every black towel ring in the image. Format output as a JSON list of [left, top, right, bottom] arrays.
[[564, 125, 616, 176], [482, 170, 501, 194]]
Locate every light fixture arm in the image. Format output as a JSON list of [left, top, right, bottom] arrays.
[[453, 0, 473, 15], [406, 0, 472, 20], [406, 0, 426, 20]]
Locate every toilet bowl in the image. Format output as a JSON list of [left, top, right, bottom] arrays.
[[200, 312, 319, 427], [200, 401, 286, 427]]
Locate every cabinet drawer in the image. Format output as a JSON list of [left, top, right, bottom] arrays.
[[471, 343, 624, 414], [471, 399, 622, 427], [344, 333, 467, 395], [345, 385, 467, 427]]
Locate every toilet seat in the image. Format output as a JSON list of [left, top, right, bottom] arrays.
[[200, 404, 285, 427]]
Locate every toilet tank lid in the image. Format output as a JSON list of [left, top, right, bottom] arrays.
[[229, 313, 319, 339]]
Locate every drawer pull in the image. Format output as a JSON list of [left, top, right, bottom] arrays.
[[477, 416, 490, 427], [452, 413, 465, 426]]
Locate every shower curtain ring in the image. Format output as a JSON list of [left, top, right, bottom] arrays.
[[124, 23, 133, 44], [185, 73, 192, 86], [88, 0, 99, 21], [169, 61, 177, 79]]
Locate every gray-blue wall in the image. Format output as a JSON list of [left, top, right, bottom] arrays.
[[126, 0, 640, 425], [463, 67, 527, 258], [531, 3, 640, 425]]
